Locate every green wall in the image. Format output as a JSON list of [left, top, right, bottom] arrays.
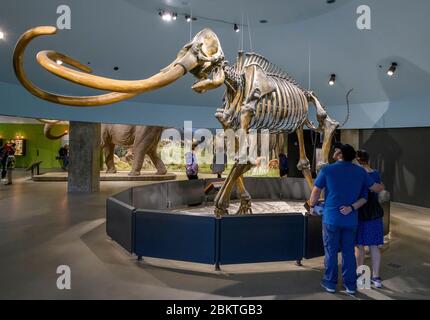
[[0, 123, 68, 169]]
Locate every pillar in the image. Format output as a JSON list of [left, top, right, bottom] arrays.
[[68, 121, 100, 193]]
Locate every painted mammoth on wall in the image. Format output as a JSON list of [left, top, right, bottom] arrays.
[[41, 120, 166, 176], [101, 124, 166, 176]]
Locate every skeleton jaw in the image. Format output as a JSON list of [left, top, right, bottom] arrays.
[[191, 66, 225, 93]]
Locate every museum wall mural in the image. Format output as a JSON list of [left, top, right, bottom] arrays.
[[0, 123, 68, 169]]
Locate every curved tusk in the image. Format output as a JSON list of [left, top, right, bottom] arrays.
[[38, 118, 61, 125], [13, 26, 194, 106], [43, 123, 68, 140], [13, 26, 139, 106], [36, 50, 189, 93]]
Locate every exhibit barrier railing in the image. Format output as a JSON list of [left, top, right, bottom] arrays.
[[106, 177, 390, 269]]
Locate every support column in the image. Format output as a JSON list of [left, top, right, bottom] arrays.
[[68, 121, 100, 193]]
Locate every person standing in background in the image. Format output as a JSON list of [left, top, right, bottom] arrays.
[[1, 142, 16, 185], [211, 152, 226, 178], [5, 151, 16, 185], [211, 134, 226, 178], [0, 143, 7, 179], [279, 153, 288, 177], [185, 142, 199, 180]]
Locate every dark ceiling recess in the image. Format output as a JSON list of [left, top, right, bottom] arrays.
[[259, 19, 268, 24], [114, 66, 119, 71], [327, 0, 336, 4]]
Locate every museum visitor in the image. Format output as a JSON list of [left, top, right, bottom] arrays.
[[58, 144, 69, 171], [308, 143, 383, 294], [355, 149, 385, 289], [0, 142, 16, 184], [185, 142, 199, 180]]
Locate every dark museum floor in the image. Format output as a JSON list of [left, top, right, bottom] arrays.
[[1, 170, 429, 300]]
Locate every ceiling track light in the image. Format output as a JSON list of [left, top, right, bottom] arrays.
[[328, 74, 336, 86], [234, 23, 240, 33], [159, 10, 177, 22], [185, 14, 197, 22], [387, 62, 398, 77]]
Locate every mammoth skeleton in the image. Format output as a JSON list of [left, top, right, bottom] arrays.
[[14, 26, 340, 216]]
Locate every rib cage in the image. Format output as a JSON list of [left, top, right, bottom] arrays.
[[223, 52, 309, 134]]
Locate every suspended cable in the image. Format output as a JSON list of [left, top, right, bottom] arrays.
[[308, 42, 311, 90], [241, 13, 244, 51], [189, 6, 193, 41], [246, 13, 253, 52]]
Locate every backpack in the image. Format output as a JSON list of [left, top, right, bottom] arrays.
[[358, 191, 384, 221], [186, 153, 198, 176]]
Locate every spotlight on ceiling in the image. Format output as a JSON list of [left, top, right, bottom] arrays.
[[234, 23, 240, 33], [387, 62, 398, 77], [159, 10, 176, 22], [0, 31, 4, 40], [185, 15, 197, 22], [56, 60, 63, 65], [328, 74, 336, 86]]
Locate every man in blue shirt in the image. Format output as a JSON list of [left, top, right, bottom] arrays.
[[308, 143, 383, 294]]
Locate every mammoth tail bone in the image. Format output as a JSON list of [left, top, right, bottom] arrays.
[[340, 88, 353, 127]]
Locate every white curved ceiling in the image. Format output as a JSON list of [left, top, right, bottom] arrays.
[[123, 0, 353, 26], [0, 0, 429, 126]]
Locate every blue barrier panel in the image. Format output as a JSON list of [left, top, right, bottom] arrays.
[[304, 215, 324, 259], [219, 214, 305, 264], [106, 197, 135, 253], [134, 211, 217, 264]]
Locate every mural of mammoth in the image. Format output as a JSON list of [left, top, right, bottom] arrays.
[[101, 124, 166, 176], [43, 121, 166, 176]]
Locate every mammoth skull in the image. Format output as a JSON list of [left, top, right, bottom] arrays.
[[13, 26, 225, 106]]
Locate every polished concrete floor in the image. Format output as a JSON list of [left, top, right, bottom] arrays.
[[33, 171, 176, 181], [1, 170, 430, 300]]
